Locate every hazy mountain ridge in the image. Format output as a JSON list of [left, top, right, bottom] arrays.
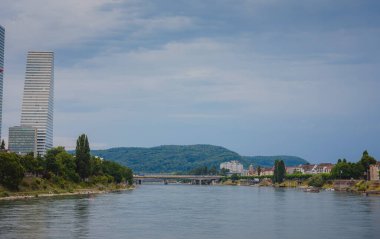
[[90, 145, 309, 173]]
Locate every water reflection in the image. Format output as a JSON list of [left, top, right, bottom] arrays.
[[1, 186, 380, 239], [73, 197, 90, 238]]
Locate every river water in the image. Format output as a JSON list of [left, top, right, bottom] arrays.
[[0, 185, 379, 239]]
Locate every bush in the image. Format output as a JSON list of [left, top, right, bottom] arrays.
[[31, 179, 41, 190], [285, 173, 312, 180], [0, 191, 10, 197], [0, 152, 25, 190], [308, 174, 325, 188], [231, 174, 240, 182], [89, 175, 112, 185], [51, 176, 66, 189]]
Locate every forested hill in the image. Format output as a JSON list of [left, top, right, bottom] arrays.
[[90, 145, 309, 174], [242, 156, 309, 168]]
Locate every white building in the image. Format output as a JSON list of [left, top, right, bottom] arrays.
[[20, 52, 54, 156], [0, 25, 4, 139], [220, 160, 244, 174]]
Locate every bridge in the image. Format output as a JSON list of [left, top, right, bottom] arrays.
[[134, 175, 223, 185]]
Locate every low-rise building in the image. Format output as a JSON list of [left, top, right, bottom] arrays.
[[261, 168, 274, 176], [8, 126, 37, 157], [369, 164, 379, 181], [220, 160, 244, 174], [315, 163, 334, 174], [284, 163, 337, 175], [241, 169, 250, 176], [286, 166, 297, 174], [248, 164, 255, 175], [300, 164, 317, 174]]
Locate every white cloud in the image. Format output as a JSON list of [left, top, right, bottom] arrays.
[[130, 16, 195, 37], [1, 0, 379, 161], [52, 36, 378, 125], [0, 0, 125, 56]]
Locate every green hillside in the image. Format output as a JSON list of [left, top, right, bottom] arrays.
[[90, 145, 309, 173], [242, 156, 309, 168]]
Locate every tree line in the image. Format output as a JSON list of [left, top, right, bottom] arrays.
[[330, 150, 377, 180], [225, 150, 378, 185], [267, 151, 377, 183], [0, 134, 133, 190]]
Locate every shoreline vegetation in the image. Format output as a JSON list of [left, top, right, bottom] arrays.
[[199, 150, 380, 195], [2, 138, 379, 200], [0, 171, 135, 200], [0, 180, 134, 201], [0, 134, 134, 200], [220, 178, 380, 195], [220, 164, 380, 195]]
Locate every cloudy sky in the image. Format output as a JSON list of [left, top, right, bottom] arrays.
[[1, 0, 380, 163]]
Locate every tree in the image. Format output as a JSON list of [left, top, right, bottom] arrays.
[[45, 147, 66, 176], [359, 150, 376, 180], [90, 156, 103, 176], [257, 166, 261, 176], [56, 151, 79, 182], [209, 166, 218, 175], [231, 173, 239, 182], [20, 152, 39, 175], [0, 140, 5, 150], [273, 160, 286, 183], [0, 152, 25, 190], [76, 134, 91, 180], [308, 174, 325, 188], [102, 160, 132, 183], [189, 166, 209, 175], [331, 158, 364, 180], [220, 168, 230, 176]]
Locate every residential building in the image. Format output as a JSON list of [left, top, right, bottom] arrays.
[[301, 164, 317, 174], [0, 25, 4, 139], [248, 164, 255, 175], [8, 126, 37, 157], [261, 168, 274, 176], [220, 160, 244, 174], [20, 51, 54, 155], [286, 166, 297, 174], [315, 163, 334, 174], [241, 169, 250, 176], [369, 164, 379, 181], [289, 163, 335, 174]]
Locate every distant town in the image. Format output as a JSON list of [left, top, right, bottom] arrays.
[[219, 159, 380, 181]]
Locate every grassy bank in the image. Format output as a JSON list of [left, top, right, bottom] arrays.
[[343, 180, 380, 193]]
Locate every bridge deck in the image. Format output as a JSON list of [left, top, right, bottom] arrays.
[[134, 175, 222, 180]]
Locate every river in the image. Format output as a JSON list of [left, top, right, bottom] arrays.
[[1, 185, 379, 239]]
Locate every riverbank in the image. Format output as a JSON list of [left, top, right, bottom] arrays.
[[221, 179, 380, 195], [0, 176, 134, 201]]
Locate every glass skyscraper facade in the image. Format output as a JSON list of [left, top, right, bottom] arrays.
[[0, 25, 5, 139], [21, 51, 54, 156], [8, 126, 37, 157]]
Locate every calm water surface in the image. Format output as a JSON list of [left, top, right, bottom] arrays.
[[0, 185, 379, 239]]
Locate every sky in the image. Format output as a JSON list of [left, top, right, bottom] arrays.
[[1, 0, 380, 163]]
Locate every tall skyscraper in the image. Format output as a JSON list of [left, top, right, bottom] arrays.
[[21, 51, 54, 155], [0, 25, 5, 140]]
